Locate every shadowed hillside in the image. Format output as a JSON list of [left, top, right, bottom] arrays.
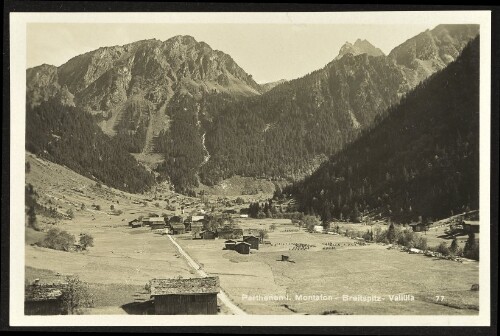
[[285, 37, 480, 223]]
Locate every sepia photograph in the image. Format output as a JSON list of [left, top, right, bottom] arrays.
[[7, 8, 493, 328]]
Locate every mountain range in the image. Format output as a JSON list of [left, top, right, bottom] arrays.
[[284, 37, 479, 223], [26, 24, 479, 195]]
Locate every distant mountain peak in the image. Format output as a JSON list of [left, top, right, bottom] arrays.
[[259, 79, 287, 93], [335, 39, 385, 60]]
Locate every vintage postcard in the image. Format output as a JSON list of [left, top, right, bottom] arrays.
[[9, 10, 492, 327]]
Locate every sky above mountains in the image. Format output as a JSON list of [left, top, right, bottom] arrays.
[[28, 23, 442, 84]]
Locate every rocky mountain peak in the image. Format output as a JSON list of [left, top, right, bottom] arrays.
[[335, 39, 385, 60], [388, 24, 479, 87]]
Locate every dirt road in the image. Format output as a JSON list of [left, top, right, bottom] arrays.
[[166, 235, 247, 315]]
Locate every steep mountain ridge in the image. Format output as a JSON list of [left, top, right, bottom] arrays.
[[285, 38, 480, 223], [389, 24, 479, 86], [26, 25, 479, 194], [198, 25, 478, 187], [27, 35, 262, 151]]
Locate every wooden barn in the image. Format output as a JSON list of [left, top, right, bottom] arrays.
[[191, 215, 205, 222], [25, 282, 67, 315], [150, 277, 219, 315], [150, 222, 166, 230], [170, 223, 186, 235], [191, 222, 204, 232], [224, 240, 236, 250], [462, 220, 480, 234], [201, 230, 216, 240], [409, 222, 427, 232], [243, 235, 259, 250], [185, 215, 206, 232], [234, 242, 251, 255], [144, 217, 166, 227], [191, 224, 204, 239], [169, 216, 184, 225]]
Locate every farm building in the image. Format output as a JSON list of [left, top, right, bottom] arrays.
[[185, 215, 206, 232], [234, 242, 251, 255], [243, 235, 259, 250], [191, 222, 204, 231], [144, 217, 166, 226], [169, 216, 184, 224], [170, 223, 186, 235], [191, 223, 205, 239], [409, 222, 427, 232], [150, 222, 166, 230], [201, 230, 216, 240], [192, 215, 205, 222], [462, 220, 480, 234], [239, 214, 249, 218], [150, 277, 219, 315], [25, 282, 67, 315], [224, 240, 237, 250]]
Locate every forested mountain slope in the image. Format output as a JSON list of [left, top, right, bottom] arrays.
[[284, 38, 479, 223], [26, 100, 155, 193], [200, 25, 478, 186], [26, 25, 478, 194]]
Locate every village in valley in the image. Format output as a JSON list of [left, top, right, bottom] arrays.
[[24, 152, 480, 316], [20, 19, 483, 318]]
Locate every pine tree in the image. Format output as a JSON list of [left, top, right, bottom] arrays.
[[450, 238, 458, 254], [27, 206, 38, 230], [387, 223, 396, 243]]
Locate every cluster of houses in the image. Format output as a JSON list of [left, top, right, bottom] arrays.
[[223, 235, 260, 255], [128, 214, 244, 240]]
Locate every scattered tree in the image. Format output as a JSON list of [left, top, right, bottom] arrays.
[[450, 238, 459, 255], [435, 242, 450, 256], [61, 275, 94, 314], [386, 223, 396, 243], [303, 215, 321, 232], [463, 233, 479, 260], [258, 229, 268, 242], [27, 205, 39, 230], [38, 228, 75, 252], [79, 233, 94, 250]]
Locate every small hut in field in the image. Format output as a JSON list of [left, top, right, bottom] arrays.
[[150, 277, 219, 315]]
